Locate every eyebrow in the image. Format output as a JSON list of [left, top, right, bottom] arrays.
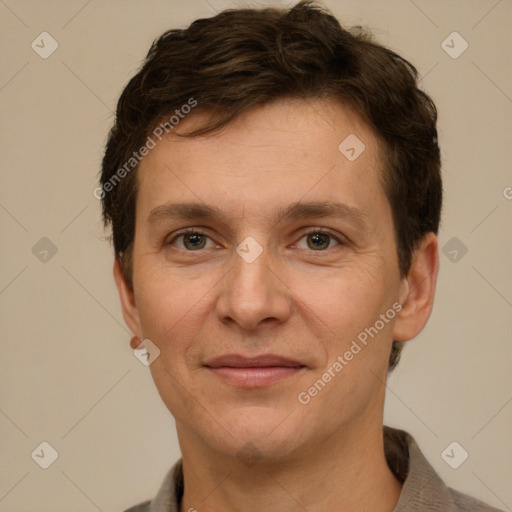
[[147, 200, 370, 230]]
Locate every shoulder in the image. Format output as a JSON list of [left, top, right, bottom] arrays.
[[384, 426, 505, 512], [449, 488, 505, 512], [121, 500, 151, 512]]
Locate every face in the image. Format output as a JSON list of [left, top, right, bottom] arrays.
[[117, 98, 415, 463]]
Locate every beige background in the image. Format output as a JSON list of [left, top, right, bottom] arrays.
[[1, 0, 511, 511]]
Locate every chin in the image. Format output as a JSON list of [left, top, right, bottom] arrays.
[[208, 406, 311, 462]]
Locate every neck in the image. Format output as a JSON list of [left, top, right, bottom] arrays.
[[178, 425, 402, 512]]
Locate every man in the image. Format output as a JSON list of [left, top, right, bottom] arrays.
[[99, 1, 502, 511]]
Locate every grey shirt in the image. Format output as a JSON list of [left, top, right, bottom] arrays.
[[124, 426, 503, 512]]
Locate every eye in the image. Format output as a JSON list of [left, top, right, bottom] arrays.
[[167, 230, 217, 251], [166, 228, 344, 252], [294, 230, 342, 251]]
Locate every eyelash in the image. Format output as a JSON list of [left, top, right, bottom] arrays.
[[166, 227, 345, 252]]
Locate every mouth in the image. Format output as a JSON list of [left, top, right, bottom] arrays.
[[204, 354, 307, 388]]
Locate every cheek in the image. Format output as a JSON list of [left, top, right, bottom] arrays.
[[133, 265, 206, 349], [135, 270, 210, 414], [305, 266, 397, 386], [305, 263, 387, 331]]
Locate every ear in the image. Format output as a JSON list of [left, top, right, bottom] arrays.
[[392, 232, 439, 342], [113, 257, 142, 340]]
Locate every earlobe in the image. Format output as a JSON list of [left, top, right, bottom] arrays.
[[113, 258, 142, 338], [392, 233, 439, 342]]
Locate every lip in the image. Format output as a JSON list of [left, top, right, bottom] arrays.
[[204, 354, 306, 388]]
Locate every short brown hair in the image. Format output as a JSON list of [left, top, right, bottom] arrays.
[[100, 0, 442, 371]]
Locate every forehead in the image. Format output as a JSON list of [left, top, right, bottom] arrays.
[[135, 97, 390, 229]]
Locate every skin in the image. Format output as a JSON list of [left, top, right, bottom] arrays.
[[114, 97, 439, 512]]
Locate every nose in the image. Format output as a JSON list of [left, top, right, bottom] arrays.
[[215, 242, 292, 331]]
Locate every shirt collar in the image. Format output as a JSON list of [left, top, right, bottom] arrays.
[[384, 426, 459, 512]]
